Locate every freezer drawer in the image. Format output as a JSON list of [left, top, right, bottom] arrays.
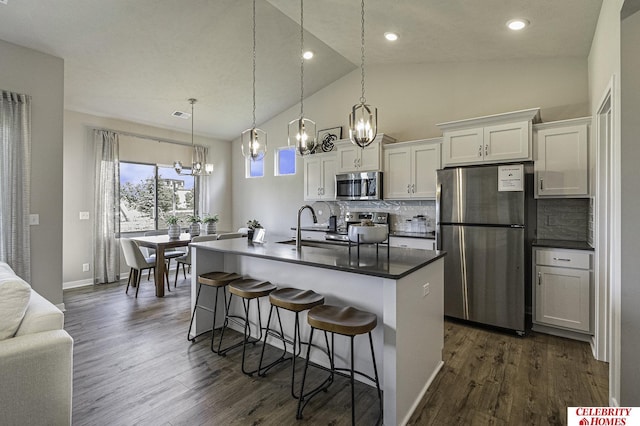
[[442, 224, 525, 331]]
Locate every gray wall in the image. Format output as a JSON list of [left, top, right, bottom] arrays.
[[0, 39, 64, 305], [231, 57, 590, 236], [620, 3, 640, 406]]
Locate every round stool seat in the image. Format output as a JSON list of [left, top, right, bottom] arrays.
[[269, 288, 324, 312], [229, 278, 276, 299], [198, 271, 242, 287], [307, 305, 377, 336]]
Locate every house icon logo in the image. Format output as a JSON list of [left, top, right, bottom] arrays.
[[579, 418, 589, 425]]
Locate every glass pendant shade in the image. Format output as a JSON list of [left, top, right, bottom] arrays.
[[241, 127, 267, 160], [349, 102, 377, 148], [288, 117, 316, 155]]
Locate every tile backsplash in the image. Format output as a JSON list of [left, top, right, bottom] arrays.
[[319, 200, 436, 232], [537, 198, 590, 241]]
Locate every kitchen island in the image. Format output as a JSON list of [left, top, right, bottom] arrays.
[[190, 237, 446, 426]]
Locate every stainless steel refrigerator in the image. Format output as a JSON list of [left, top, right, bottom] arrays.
[[436, 163, 535, 334]]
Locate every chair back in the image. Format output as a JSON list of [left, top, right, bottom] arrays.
[[217, 232, 244, 240], [181, 235, 219, 264], [120, 238, 152, 270]]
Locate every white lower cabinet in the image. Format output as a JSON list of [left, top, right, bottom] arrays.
[[389, 236, 435, 250], [533, 248, 592, 334]]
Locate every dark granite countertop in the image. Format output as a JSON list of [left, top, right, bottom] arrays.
[[291, 226, 330, 232], [191, 236, 446, 279], [533, 239, 594, 251], [389, 231, 435, 240]]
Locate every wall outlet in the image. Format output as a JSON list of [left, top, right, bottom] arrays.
[[29, 214, 39, 225], [79, 211, 90, 220], [423, 282, 430, 297], [82, 263, 90, 272]]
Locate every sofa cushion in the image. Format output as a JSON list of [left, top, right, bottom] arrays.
[[15, 290, 64, 336], [0, 268, 32, 340]]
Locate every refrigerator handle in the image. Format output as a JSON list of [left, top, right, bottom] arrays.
[[436, 183, 442, 250]]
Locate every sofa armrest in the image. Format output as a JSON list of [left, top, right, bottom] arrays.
[[15, 290, 64, 336], [0, 330, 73, 426]]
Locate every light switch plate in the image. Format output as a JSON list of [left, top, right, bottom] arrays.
[[29, 214, 39, 225], [79, 211, 90, 220]]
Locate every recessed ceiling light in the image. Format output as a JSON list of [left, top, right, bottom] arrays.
[[506, 19, 529, 31], [384, 32, 399, 41], [303, 50, 314, 60]]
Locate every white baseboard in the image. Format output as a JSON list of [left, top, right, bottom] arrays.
[[63, 278, 94, 290], [56, 302, 66, 312], [400, 360, 444, 426]]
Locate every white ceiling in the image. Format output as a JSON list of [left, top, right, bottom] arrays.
[[0, 0, 602, 141]]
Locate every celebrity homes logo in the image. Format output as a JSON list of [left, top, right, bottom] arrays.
[[568, 407, 639, 425]]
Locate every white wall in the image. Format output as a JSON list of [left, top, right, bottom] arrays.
[[0, 39, 64, 304], [63, 110, 232, 286], [620, 2, 640, 406], [231, 57, 589, 235]]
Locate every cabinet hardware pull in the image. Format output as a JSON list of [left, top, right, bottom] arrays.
[[553, 257, 571, 262], [540, 179, 544, 190], [478, 145, 482, 157], [538, 272, 542, 286], [412, 184, 416, 193], [484, 144, 488, 156], [407, 184, 411, 193]]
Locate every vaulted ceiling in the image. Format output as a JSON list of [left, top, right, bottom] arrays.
[[0, 0, 602, 140]]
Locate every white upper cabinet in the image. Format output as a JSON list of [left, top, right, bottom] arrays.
[[335, 133, 396, 173], [384, 138, 441, 199], [534, 118, 590, 198], [304, 152, 336, 201], [437, 108, 540, 167]]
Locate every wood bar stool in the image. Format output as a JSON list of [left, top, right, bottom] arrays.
[[217, 278, 276, 376], [257, 288, 325, 398], [187, 271, 242, 354], [296, 305, 382, 425]]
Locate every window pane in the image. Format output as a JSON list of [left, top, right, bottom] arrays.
[[247, 157, 264, 178], [276, 147, 296, 176], [157, 166, 194, 228], [119, 162, 156, 233]]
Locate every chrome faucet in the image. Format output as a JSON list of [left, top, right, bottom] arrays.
[[296, 205, 317, 250]]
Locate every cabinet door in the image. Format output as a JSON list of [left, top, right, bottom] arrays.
[[383, 147, 412, 199], [483, 121, 530, 162], [303, 157, 322, 201], [442, 127, 483, 166], [336, 144, 360, 173], [412, 143, 441, 199], [389, 236, 435, 250], [359, 143, 381, 171], [320, 157, 336, 199], [535, 265, 590, 332], [535, 124, 588, 197]]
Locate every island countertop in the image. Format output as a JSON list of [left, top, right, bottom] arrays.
[[190, 237, 446, 280]]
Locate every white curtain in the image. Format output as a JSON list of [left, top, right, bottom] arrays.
[[195, 145, 209, 216], [93, 129, 120, 284], [0, 90, 31, 281]]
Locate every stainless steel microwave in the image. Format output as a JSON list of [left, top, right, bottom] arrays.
[[335, 172, 382, 200]]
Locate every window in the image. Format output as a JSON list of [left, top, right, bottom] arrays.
[[275, 146, 296, 176], [246, 156, 264, 178], [119, 162, 195, 232]]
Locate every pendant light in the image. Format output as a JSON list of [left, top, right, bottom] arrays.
[[174, 98, 212, 175], [348, 0, 377, 148], [287, 0, 317, 156], [241, 0, 267, 161]]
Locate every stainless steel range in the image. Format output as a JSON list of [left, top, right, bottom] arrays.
[[325, 211, 389, 242]]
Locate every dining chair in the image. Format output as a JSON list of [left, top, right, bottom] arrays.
[[142, 230, 184, 279], [173, 235, 219, 287], [121, 238, 170, 298], [216, 232, 245, 240]]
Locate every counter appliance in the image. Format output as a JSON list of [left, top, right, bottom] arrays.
[[436, 163, 535, 334], [325, 211, 388, 242]]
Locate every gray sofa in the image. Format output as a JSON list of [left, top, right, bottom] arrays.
[[0, 261, 73, 426]]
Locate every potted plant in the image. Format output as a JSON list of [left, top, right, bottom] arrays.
[[202, 214, 219, 235], [166, 215, 181, 239], [186, 214, 201, 237], [246, 219, 262, 242]]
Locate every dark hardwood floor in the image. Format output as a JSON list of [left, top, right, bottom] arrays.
[[64, 276, 608, 426]]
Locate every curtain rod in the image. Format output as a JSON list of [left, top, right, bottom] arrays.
[[91, 127, 204, 148]]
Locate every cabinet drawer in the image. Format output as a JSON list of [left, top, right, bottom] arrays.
[[536, 249, 590, 269]]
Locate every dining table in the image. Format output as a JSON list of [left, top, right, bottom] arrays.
[[130, 233, 193, 297]]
